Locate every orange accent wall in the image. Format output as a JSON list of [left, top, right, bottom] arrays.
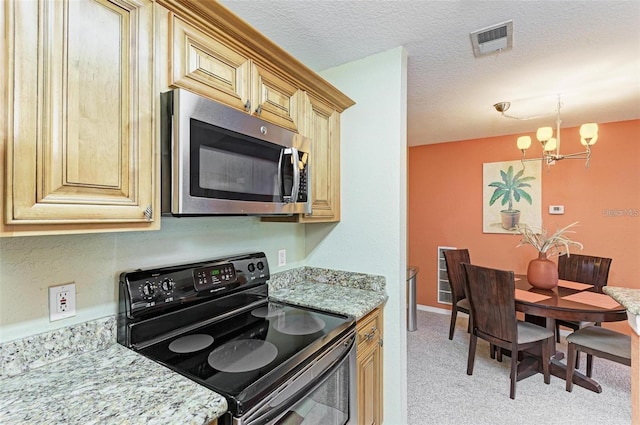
[[408, 120, 640, 333]]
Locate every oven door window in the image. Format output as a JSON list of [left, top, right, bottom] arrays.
[[190, 118, 288, 202], [271, 357, 351, 425]]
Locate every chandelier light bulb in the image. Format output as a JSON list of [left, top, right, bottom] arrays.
[[536, 126, 553, 142], [579, 123, 599, 145], [517, 136, 532, 150], [543, 137, 557, 152]]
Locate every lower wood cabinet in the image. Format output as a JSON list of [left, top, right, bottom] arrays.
[[356, 307, 384, 425]]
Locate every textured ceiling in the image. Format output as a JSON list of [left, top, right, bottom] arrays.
[[219, 0, 640, 147]]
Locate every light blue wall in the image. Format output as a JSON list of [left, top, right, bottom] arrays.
[[313, 47, 409, 425], [0, 217, 305, 342]]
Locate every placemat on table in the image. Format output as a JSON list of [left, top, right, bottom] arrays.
[[557, 279, 594, 290], [515, 289, 552, 303], [561, 292, 622, 309]]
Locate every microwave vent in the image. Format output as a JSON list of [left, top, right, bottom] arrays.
[[470, 20, 513, 57]]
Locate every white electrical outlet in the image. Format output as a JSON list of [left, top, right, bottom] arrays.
[[49, 283, 76, 321], [278, 249, 286, 267]]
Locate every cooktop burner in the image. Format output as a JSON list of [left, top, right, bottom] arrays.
[[250, 305, 284, 319], [168, 334, 214, 354], [208, 339, 278, 373], [273, 310, 326, 335]]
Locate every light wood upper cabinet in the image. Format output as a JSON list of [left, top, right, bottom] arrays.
[[1, 0, 157, 236], [298, 93, 341, 222], [169, 13, 300, 132], [357, 307, 384, 425], [160, 0, 354, 223]]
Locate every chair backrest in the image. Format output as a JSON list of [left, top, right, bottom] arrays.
[[462, 263, 517, 343], [557, 253, 612, 293], [443, 249, 471, 303]]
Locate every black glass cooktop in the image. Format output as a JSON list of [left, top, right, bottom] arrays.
[[138, 301, 353, 414]]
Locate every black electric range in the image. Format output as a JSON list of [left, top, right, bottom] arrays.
[[117, 252, 356, 425]]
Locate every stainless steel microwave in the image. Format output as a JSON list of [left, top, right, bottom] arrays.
[[160, 88, 311, 216]]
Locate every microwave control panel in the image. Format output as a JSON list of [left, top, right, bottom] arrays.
[[299, 168, 308, 202]]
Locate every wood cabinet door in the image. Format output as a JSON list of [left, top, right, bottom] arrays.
[[356, 307, 383, 425], [169, 13, 250, 111], [3, 0, 156, 232], [250, 63, 300, 132], [301, 94, 341, 222], [357, 344, 382, 425]]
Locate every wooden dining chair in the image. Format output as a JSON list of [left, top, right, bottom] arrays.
[[462, 263, 554, 399], [555, 254, 612, 346], [443, 249, 471, 340], [565, 326, 631, 392]]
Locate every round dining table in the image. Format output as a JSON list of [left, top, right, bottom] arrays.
[[513, 274, 627, 393]]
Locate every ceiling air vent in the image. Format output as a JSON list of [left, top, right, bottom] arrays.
[[470, 20, 513, 57]]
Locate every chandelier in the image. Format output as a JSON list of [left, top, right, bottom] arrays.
[[494, 96, 599, 168]]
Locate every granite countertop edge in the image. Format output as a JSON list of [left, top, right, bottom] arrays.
[[270, 281, 388, 320], [0, 266, 386, 424], [603, 287, 640, 315]]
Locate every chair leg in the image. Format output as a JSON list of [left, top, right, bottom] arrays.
[[510, 350, 517, 399], [575, 351, 581, 369], [566, 342, 576, 392], [586, 353, 593, 378], [555, 322, 561, 343], [449, 308, 458, 340], [467, 334, 477, 375]]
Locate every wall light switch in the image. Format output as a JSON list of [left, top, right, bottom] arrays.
[[549, 205, 565, 215]]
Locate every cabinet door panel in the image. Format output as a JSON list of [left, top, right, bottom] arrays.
[[251, 63, 300, 132], [6, 0, 154, 225], [170, 14, 250, 111], [358, 344, 381, 425], [305, 96, 340, 221]]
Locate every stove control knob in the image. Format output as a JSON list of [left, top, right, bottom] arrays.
[[247, 263, 256, 273], [161, 278, 175, 292], [142, 282, 155, 297], [256, 261, 264, 271]]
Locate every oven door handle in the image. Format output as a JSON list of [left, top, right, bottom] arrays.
[[241, 333, 355, 425]]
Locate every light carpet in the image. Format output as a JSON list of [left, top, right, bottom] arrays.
[[407, 310, 631, 425]]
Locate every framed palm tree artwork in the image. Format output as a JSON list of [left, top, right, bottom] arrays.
[[483, 160, 542, 234]]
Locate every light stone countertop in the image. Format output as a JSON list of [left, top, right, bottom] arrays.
[[270, 281, 387, 320], [0, 343, 226, 425], [603, 287, 640, 315], [603, 287, 640, 335]]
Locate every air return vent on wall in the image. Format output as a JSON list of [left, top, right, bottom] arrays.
[[470, 20, 513, 57]]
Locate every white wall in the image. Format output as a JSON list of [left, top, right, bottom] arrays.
[[0, 217, 305, 342], [311, 47, 409, 425]]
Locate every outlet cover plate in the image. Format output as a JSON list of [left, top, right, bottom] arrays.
[[49, 283, 76, 321]]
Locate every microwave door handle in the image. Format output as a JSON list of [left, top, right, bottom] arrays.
[[290, 147, 300, 203]]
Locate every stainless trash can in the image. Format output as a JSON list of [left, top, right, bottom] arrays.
[[407, 266, 419, 332]]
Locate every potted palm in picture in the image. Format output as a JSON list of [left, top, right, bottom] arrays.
[[488, 165, 535, 230]]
